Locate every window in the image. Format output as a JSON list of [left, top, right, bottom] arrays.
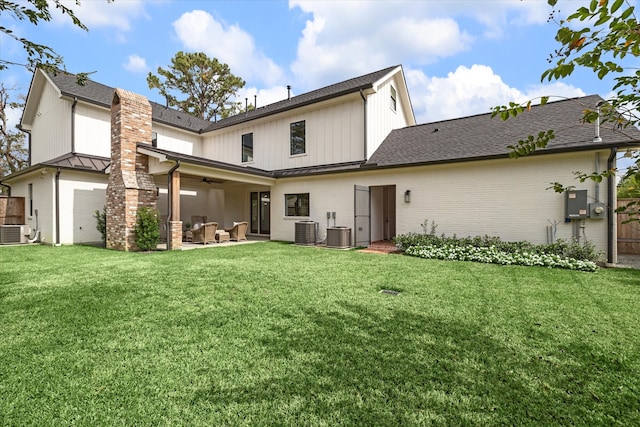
[[152, 132, 158, 147], [290, 120, 305, 155], [242, 133, 253, 163], [28, 183, 33, 216], [390, 86, 397, 111], [285, 193, 309, 216]]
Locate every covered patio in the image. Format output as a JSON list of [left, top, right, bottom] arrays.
[[141, 145, 275, 250]]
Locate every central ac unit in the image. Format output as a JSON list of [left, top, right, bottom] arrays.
[[295, 221, 316, 245], [0, 225, 29, 244]]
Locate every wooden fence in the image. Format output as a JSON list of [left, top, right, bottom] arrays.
[[0, 196, 25, 225], [618, 198, 640, 255]]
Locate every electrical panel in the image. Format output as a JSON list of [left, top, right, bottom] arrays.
[[565, 190, 588, 219]]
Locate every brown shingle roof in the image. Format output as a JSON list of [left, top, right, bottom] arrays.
[[368, 95, 640, 167]]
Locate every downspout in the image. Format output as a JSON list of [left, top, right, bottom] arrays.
[[607, 148, 617, 265], [71, 97, 78, 153], [360, 89, 368, 160], [166, 160, 181, 245], [55, 167, 61, 246]]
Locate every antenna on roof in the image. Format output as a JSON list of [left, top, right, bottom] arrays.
[[287, 85, 291, 100], [245, 97, 248, 113], [254, 94, 257, 108]]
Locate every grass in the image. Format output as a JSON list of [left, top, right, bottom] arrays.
[[1, 242, 639, 426]]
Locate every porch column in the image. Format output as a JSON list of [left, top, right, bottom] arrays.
[[168, 170, 182, 250]]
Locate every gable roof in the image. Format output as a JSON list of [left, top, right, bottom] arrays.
[[34, 65, 405, 134], [41, 71, 212, 132], [368, 95, 640, 168], [202, 65, 403, 132]]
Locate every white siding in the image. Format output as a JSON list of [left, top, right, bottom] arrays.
[[201, 95, 365, 170], [8, 171, 55, 244], [153, 123, 202, 156], [30, 83, 71, 164], [58, 171, 108, 244], [367, 75, 412, 159], [270, 151, 611, 253], [74, 103, 111, 157]]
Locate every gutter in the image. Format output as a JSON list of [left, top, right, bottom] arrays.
[[360, 89, 368, 160], [55, 167, 61, 246], [71, 97, 78, 153], [166, 160, 180, 248], [607, 147, 617, 265], [0, 180, 10, 196]]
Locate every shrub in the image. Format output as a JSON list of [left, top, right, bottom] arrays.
[[394, 222, 602, 272], [94, 206, 106, 246], [134, 207, 160, 251]]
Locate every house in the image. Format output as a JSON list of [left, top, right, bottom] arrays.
[[2, 65, 639, 264]]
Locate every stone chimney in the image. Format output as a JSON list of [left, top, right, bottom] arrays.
[[106, 88, 157, 251]]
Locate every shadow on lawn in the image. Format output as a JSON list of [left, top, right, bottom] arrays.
[[193, 301, 636, 425]]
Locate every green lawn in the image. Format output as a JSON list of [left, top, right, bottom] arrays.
[[1, 242, 639, 426]]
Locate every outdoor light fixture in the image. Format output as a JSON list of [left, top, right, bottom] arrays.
[[404, 190, 411, 203]]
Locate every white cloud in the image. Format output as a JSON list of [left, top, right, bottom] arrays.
[[288, 0, 552, 91], [55, 1, 149, 32], [406, 65, 586, 124], [238, 86, 291, 109], [123, 55, 148, 73], [172, 10, 283, 86]]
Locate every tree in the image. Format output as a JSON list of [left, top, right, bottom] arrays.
[[0, 0, 101, 85], [492, 0, 640, 212], [0, 84, 28, 183], [618, 171, 640, 198], [147, 52, 246, 121]]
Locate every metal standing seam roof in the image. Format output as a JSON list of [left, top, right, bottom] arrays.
[[368, 94, 640, 168], [1, 153, 110, 182]]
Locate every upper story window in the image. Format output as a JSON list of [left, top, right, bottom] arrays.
[[242, 133, 253, 163], [290, 120, 306, 156], [151, 132, 158, 147], [285, 193, 309, 216], [390, 86, 397, 112]]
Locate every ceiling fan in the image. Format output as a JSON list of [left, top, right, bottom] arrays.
[[202, 177, 224, 184]]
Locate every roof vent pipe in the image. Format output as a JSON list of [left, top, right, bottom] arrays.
[[254, 94, 257, 109], [593, 101, 604, 143], [287, 85, 291, 100], [245, 97, 248, 113]]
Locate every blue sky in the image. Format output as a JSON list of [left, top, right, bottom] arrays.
[[0, 0, 633, 129]]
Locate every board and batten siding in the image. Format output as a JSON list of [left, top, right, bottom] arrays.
[[270, 150, 610, 253], [201, 96, 365, 171], [74, 103, 111, 158], [152, 123, 202, 157], [366, 75, 413, 159], [30, 82, 72, 164]]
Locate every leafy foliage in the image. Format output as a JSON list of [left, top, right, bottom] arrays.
[[394, 229, 602, 271], [147, 52, 245, 121], [93, 206, 107, 246], [134, 207, 160, 251], [494, 0, 640, 218], [0, 0, 100, 84], [618, 171, 640, 198]]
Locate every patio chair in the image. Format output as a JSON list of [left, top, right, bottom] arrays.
[[191, 215, 208, 228], [225, 221, 248, 242], [192, 222, 218, 245]]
